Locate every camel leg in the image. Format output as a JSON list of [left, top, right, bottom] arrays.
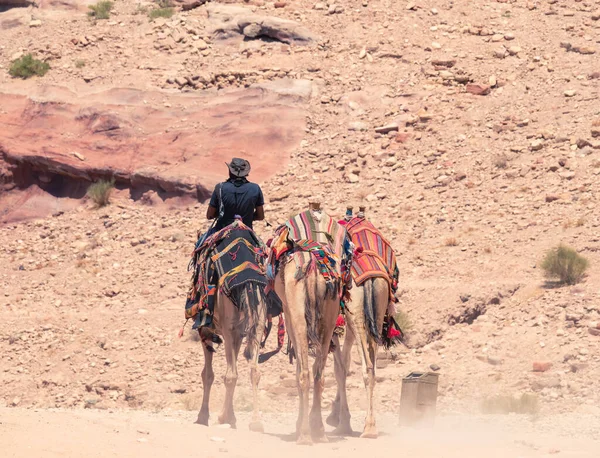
[[277, 276, 312, 445], [248, 343, 264, 432], [310, 296, 338, 443], [331, 324, 355, 435], [326, 334, 342, 428], [290, 318, 311, 444], [357, 278, 388, 439], [275, 274, 311, 444], [196, 342, 214, 425], [249, 290, 267, 433], [218, 321, 242, 428], [343, 324, 355, 377], [361, 336, 378, 439], [309, 345, 328, 443], [293, 317, 312, 444]]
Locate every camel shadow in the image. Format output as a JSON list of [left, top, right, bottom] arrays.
[[264, 431, 351, 443], [258, 349, 280, 364], [541, 280, 564, 289]]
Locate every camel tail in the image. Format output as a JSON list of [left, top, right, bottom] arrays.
[[230, 283, 263, 361], [303, 267, 322, 351], [363, 278, 381, 343]]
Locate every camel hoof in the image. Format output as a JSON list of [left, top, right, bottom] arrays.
[[249, 421, 264, 433], [360, 429, 378, 439], [195, 415, 209, 426], [218, 415, 236, 429], [332, 424, 353, 436], [296, 435, 313, 446], [325, 412, 340, 427], [313, 433, 329, 443]]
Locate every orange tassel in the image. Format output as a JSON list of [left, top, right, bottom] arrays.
[[178, 319, 189, 338]]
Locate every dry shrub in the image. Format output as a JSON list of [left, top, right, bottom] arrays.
[[88, 1, 113, 19], [493, 153, 508, 169], [87, 179, 115, 207], [563, 218, 585, 229], [149, 0, 174, 19], [147, 398, 168, 413], [445, 237, 458, 247], [541, 244, 589, 285], [394, 310, 412, 332], [180, 392, 202, 411], [481, 393, 539, 415], [75, 258, 90, 269]]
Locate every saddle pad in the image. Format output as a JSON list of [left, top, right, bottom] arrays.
[[345, 216, 399, 301]]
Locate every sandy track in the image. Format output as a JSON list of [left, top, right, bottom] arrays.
[[1, 407, 598, 458]]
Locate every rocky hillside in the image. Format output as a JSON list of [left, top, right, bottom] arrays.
[[1, 0, 600, 419]]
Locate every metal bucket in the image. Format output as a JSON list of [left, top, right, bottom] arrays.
[[398, 371, 439, 427]]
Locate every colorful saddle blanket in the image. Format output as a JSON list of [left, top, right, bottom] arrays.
[[185, 219, 281, 329], [266, 209, 353, 303], [345, 216, 399, 304]]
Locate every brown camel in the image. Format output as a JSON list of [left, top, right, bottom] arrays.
[[326, 208, 402, 438], [196, 286, 267, 432], [185, 219, 278, 432], [328, 277, 390, 438], [267, 203, 352, 444]]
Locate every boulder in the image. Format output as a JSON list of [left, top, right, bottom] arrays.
[[466, 83, 491, 96], [0, 0, 35, 5], [207, 4, 318, 45], [172, 0, 207, 11]]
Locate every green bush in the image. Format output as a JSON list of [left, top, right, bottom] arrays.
[[541, 244, 589, 285], [9, 54, 50, 79], [75, 59, 86, 69], [88, 1, 113, 20], [87, 179, 115, 207], [149, 7, 174, 20]]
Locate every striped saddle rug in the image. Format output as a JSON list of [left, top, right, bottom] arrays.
[[266, 209, 353, 302], [345, 216, 399, 304], [185, 219, 281, 330]]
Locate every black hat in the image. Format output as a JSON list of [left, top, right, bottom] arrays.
[[226, 157, 251, 177]]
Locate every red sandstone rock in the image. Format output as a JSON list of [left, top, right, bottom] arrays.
[[466, 83, 491, 95], [533, 361, 553, 372], [395, 132, 411, 143], [0, 82, 309, 220]]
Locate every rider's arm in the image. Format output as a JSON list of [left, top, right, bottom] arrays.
[[253, 206, 265, 221], [253, 185, 265, 221], [206, 205, 218, 220], [206, 184, 220, 220]]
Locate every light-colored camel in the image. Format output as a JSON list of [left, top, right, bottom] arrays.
[[273, 262, 340, 444], [270, 207, 350, 444], [196, 285, 267, 432], [327, 276, 390, 438]]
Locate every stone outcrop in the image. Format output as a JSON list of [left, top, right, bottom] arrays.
[[0, 80, 311, 217], [207, 4, 318, 45]]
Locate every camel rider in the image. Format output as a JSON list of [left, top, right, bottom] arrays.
[[193, 158, 265, 350], [206, 157, 265, 232]]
